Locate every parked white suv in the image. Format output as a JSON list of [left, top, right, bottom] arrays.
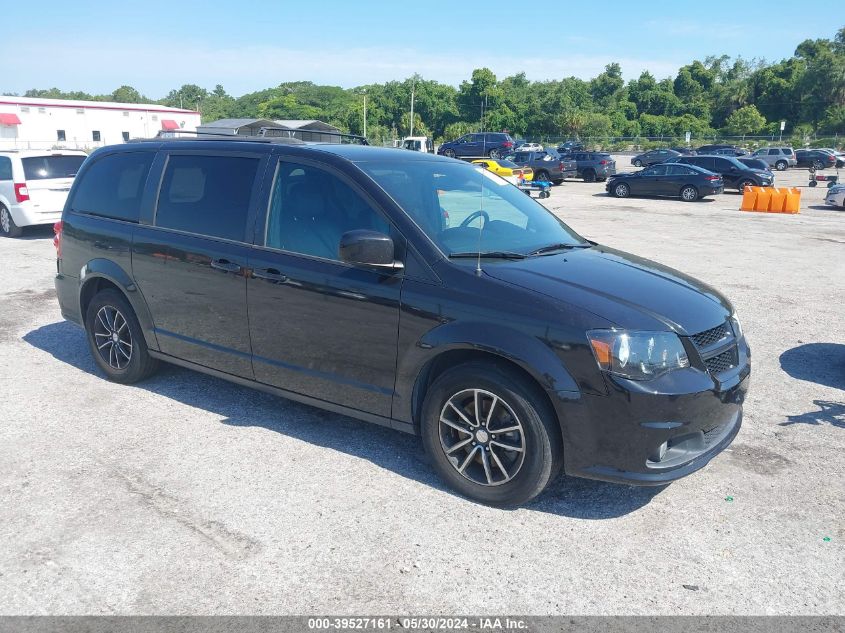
[[0, 150, 87, 237], [750, 147, 797, 171]]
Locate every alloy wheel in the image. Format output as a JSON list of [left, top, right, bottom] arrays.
[[93, 305, 133, 370], [614, 183, 629, 197], [681, 186, 697, 201], [438, 388, 526, 486]]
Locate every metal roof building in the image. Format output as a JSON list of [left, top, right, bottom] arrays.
[[197, 118, 341, 142]]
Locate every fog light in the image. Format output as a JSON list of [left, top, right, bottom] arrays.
[[651, 441, 668, 462]]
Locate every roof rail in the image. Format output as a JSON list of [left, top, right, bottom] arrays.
[[126, 130, 306, 144], [258, 126, 369, 145]]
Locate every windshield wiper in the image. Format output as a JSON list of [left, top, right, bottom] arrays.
[[528, 243, 591, 256], [449, 251, 527, 260]]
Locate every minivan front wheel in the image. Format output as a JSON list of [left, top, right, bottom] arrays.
[[421, 363, 562, 506], [85, 289, 159, 384], [0, 205, 22, 238]]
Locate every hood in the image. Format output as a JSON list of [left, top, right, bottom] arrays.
[[483, 245, 732, 334]]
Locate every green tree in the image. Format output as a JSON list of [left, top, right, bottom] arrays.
[[725, 105, 767, 136]]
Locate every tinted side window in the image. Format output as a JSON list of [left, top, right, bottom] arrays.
[[0, 156, 11, 180], [156, 154, 259, 241], [669, 165, 696, 176], [714, 158, 734, 171], [265, 162, 390, 261], [70, 152, 153, 222], [768, 149, 779, 156]]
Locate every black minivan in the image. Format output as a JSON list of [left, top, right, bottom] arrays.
[[55, 137, 750, 506]]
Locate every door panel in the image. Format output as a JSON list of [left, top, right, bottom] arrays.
[[149, 231, 254, 377], [247, 251, 401, 416]]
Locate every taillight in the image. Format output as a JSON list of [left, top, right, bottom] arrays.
[[705, 175, 721, 181], [53, 221, 63, 258], [503, 141, 513, 147], [599, 160, 608, 165], [14, 183, 29, 203]]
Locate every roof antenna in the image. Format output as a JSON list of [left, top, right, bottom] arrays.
[[476, 166, 484, 276]]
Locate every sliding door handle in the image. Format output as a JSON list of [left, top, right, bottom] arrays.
[[252, 267, 288, 283], [210, 258, 242, 273]]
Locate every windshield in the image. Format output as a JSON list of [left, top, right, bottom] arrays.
[[22, 155, 86, 180], [358, 160, 585, 256]]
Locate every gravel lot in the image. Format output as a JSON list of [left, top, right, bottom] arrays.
[[0, 162, 843, 615]]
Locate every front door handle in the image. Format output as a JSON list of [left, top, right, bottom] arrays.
[[252, 267, 288, 283], [210, 258, 242, 273]]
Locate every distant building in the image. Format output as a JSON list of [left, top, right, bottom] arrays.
[[0, 96, 200, 150], [198, 118, 342, 142]]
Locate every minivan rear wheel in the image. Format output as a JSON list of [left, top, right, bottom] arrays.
[[85, 289, 159, 384], [0, 205, 22, 238], [421, 362, 562, 506], [488, 149, 500, 158]]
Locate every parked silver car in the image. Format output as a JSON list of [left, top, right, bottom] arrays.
[[750, 147, 797, 171]]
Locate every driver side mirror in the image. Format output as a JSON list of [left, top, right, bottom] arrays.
[[339, 230, 402, 270]]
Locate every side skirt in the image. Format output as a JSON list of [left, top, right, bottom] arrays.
[[147, 351, 416, 435]]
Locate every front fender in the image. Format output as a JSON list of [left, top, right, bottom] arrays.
[[79, 258, 159, 351], [394, 320, 580, 428]]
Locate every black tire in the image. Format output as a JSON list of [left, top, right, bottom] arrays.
[[738, 180, 755, 193], [421, 362, 563, 507], [552, 179, 564, 186], [85, 289, 159, 384], [535, 170, 550, 183], [613, 182, 630, 198], [0, 205, 22, 238], [488, 149, 500, 158], [775, 160, 788, 171], [680, 185, 698, 201], [583, 169, 596, 183], [444, 149, 456, 159], [809, 180, 817, 188], [633, 159, 643, 167]]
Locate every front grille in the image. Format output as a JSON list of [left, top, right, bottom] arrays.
[[691, 323, 731, 349], [704, 348, 737, 374]]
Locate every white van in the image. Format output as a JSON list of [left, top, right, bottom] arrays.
[[0, 150, 87, 237]]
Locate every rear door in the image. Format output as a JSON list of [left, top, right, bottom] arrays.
[[134, 150, 267, 378], [246, 157, 402, 417], [21, 154, 86, 214]]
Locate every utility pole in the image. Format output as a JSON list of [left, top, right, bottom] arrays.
[[363, 91, 367, 139], [409, 81, 416, 138]]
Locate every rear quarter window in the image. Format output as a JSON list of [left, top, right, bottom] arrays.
[[0, 156, 11, 180], [70, 151, 154, 222], [155, 154, 259, 242]]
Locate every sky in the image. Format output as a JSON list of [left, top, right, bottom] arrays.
[[0, 1, 838, 98]]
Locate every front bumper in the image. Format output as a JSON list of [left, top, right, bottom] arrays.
[[551, 355, 750, 486]]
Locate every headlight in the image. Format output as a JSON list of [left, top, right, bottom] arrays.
[[729, 313, 743, 339], [587, 330, 689, 380]]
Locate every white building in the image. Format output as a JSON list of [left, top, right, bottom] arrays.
[[0, 96, 201, 151]]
